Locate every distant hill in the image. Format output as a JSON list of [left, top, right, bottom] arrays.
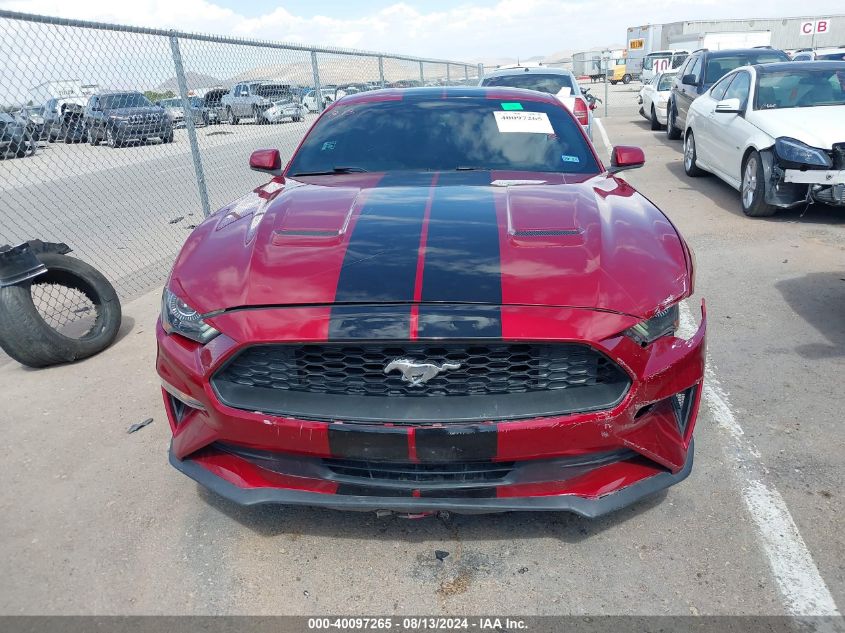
[[155, 71, 222, 93], [476, 45, 625, 69]]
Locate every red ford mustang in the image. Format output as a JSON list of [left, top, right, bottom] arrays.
[[157, 87, 706, 517]]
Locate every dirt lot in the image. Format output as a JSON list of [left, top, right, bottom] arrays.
[[1, 84, 843, 617]]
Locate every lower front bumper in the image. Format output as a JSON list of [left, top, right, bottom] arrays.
[[169, 440, 694, 517]]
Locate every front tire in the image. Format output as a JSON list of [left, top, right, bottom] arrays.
[[106, 127, 121, 148], [741, 151, 776, 217], [649, 105, 661, 130], [684, 131, 705, 176], [227, 107, 239, 125], [623, 74, 631, 84], [666, 102, 681, 140]]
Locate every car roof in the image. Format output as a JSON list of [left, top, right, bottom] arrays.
[[700, 48, 788, 57], [484, 66, 575, 77], [755, 60, 845, 72], [337, 86, 563, 107]]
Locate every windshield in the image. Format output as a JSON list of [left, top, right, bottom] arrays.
[[255, 84, 292, 99], [287, 97, 598, 175], [657, 74, 675, 91], [482, 73, 574, 95], [100, 93, 152, 109], [643, 54, 668, 71], [755, 68, 845, 109], [704, 52, 789, 84]]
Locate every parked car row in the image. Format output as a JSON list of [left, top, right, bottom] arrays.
[[637, 47, 845, 216]]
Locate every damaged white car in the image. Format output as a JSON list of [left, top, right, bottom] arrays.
[[682, 61, 845, 216]]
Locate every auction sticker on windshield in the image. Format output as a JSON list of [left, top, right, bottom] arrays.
[[494, 110, 554, 134]]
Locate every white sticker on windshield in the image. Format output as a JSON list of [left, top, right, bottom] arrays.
[[494, 111, 554, 134]]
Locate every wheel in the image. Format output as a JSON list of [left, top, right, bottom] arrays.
[[253, 106, 265, 124], [683, 131, 705, 176], [227, 107, 239, 125], [666, 102, 681, 140], [292, 116, 302, 123], [88, 129, 98, 146], [741, 151, 776, 217], [649, 105, 661, 130], [0, 253, 122, 368], [610, 80, 618, 85], [162, 128, 174, 143], [202, 112, 209, 126], [13, 133, 33, 157], [623, 74, 631, 84], [106, 127, 121, 148]]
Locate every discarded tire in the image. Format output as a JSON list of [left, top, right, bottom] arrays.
[[0, 247, 122, 368]]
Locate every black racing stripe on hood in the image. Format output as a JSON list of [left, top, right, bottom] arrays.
[[420, 172, 503, 328], [328, 305, 413, 340], [329, 172, 434, 338], [417, 305, 502, 339]]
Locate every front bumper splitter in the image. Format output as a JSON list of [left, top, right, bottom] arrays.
[[169, 440, 694, 518]]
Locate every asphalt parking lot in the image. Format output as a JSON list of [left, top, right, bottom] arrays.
[[1, 84, 843, 617]]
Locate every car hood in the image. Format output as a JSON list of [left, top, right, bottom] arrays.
[[171, 172, 690, 319], [750, 106, 845, 149], [105, 106, 163, 117]]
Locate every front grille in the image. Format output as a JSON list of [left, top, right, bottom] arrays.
[[212, 342, 631, 423], [323, 458, 514, 484], [215, 343, 624, 398], [128, 113, 160, 124]]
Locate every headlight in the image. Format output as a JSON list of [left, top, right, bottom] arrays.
[[624, 304, 679, 346], [160, 288, 220, 344], [774, 137, 832, 168]]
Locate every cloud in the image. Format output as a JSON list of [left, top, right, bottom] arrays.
[[3, 0, 842, 61]]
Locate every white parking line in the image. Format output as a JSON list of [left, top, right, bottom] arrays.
[[678, 304, 840, 616], [595, 118, 840, 616], [593, 118, 612, 158]]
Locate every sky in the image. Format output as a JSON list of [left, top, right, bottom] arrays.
[[2, 0, 843, 61]]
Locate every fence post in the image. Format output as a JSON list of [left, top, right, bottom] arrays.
[[310, 50, 324, 111], [419, 61, 424, 85], [169, 33, 210, 218], [477, 63, 484, 81], [378, 55, 385, 88], [465, 65, 469, 82], [446, 63, 451, 85]]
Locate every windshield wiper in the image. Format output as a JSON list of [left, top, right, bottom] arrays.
[[290, 166, 369, 176]]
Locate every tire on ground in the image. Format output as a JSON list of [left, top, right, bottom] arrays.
[[0, 253, 122, 368]]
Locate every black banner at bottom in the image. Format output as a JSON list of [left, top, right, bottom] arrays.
[[0, 616, 843, 633]]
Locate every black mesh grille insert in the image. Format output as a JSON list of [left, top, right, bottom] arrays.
[[214, 342, 626, 398], [323, 458, 514, 484]]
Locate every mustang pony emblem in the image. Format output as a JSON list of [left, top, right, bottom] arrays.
[[384, 358, 461, 387]]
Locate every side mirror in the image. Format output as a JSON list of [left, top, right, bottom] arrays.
[[715, 98, 742, 114], [608, 145, 645, 174], [681, 74, 697, 86], [249, 148, 283, 177]]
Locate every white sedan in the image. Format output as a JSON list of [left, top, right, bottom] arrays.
[[682, 61, 845, 216], [638, 70, 676, 130]]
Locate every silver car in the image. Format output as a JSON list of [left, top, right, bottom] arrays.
[[159, 97, 206, 127], [479, 65, 593, 139]]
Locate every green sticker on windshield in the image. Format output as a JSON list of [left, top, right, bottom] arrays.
[[501, 102, 524, 110]]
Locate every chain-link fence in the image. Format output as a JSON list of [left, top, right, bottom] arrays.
[[0, 10, 481, 299]]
